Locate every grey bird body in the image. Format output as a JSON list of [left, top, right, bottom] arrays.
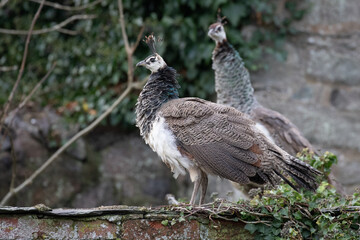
[[135, 41, 320, 205], [209, 24, 313, 156]]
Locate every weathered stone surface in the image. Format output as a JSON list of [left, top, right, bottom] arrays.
[[330, 88, 360, 112], [122, 219, 200, 239], [0, 206, 253, 240], [1, 0, 359, 207], [306, 48, 360, 86], [294, 0, 360, 35], [250, 0, 360, 193], [76, 133, 177, 207]]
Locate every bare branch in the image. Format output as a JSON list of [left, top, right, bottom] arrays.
[[28, 0, 104, 11], [130, 26, 145, 54], [0, 0, 45, 134], [0, 14, 96, 35], [0, 0, 146, 206], [18, 62, 57, 109], [56, 28, 78, 35], [2, 62, 56, 151], [117, 0, 130, 53], [0, 85, 132, 206], [0, 0, 9, 8], [4, 126, 17, 193], [0, 66, 18, 72], [118, 0, 144, 85]]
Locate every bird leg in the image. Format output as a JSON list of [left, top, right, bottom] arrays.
[[189, 177, 201, 205], [199, 171, 208, 205]]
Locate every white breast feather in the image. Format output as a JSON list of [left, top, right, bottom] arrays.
[[254, 122, 275, 144], [145, 116, 194, 179]]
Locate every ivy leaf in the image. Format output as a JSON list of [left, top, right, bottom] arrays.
[[245, 223, 257, 234]]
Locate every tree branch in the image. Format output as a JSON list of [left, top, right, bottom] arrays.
[[6, 126, 17, 193], [0, 14, 96, 35], [19, 62, 57, 109], [0, 0, 146, 206], [117, 0, 130, 53], [0, 85, 132, 206], [55, 28, 78, 36], [131, 26, 145, 55], [117, 0, 144, 85], [28, 0, 104, 11], [0, 0, 45, 136], [0, 0, 9, 8]]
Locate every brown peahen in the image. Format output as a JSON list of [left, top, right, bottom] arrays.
[[208, 19, 344, 195], [135, 35, 320, 205]]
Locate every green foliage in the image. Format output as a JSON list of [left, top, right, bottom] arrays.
[[242, 151, 360, 239], [0, 0, 310, 127]]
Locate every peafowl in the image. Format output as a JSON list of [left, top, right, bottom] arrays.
[[135, 35, 320, 205], [208, 19, 344, 195]]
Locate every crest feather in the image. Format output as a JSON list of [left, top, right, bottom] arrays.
[[144, 34, 157, 54], [217, 9, 227, 25]]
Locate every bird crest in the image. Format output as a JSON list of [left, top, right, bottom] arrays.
[[144, 34, 162, 54], [217, 9, 227, 25]]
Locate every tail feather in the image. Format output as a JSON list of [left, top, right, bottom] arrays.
[[272, 154, 321, 192], [273, 169, 299, 191]]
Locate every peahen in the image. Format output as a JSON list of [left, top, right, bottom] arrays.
[[208, 20, 313, 156], [208, 19, 344, 195], [135, 35, 320, 205]]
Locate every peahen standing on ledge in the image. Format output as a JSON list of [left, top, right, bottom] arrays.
[[135, 35, 320, 205], [208, 19, 344, 195], [208, 20, 314, 156]]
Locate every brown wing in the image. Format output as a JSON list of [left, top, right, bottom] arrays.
[[159, 97, 278, 185], [251, 106, 314, 155]]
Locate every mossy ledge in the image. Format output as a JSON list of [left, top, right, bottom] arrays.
[[0, 203, 253, 240]]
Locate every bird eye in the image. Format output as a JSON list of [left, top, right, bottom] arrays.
[[150, 57, 155, 62], [216, 26, 222, 32]]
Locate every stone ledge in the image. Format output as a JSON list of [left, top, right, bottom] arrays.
[[0, 205, 253, 240]]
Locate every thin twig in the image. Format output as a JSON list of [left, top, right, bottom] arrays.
[[0, 0, 145, 206], [131, 25, 145, 54], [28, 0, 103, 11], [55, 28, 78, 36], [2, 62, 56, 150], [0, 86, 132, 206], [0, 14, 96, 35], [18, 62, 57, 109], [117, 0, 144, 85], [0, 0, 45, 138], [4, 126, 17, 193], [0, 0, 9, 8], [118, 0, 130, 54]]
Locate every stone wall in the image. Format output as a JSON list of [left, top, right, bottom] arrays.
[[251, 0, 360, 193], [0, 205, 252, 240], [0, 0, 359, 208]]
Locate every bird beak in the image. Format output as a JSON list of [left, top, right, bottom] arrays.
[[136, 60, 146, 67], [207, 29, 214, 37]]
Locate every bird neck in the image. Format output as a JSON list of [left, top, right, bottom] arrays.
[[135, 66, 180, 138], [212, 41, 257, 114]]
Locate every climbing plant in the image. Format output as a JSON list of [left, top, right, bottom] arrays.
[[165, 151, 360, 239], [0, 0, 310, 127]]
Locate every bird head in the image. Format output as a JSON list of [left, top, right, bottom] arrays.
[[208, 22, 227, 44], [136, 34, 167, 73], [136, 53, 167, 73]]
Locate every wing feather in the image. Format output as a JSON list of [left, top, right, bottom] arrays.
[[251, 106, 313, 155], [160, 98, 270, 184]]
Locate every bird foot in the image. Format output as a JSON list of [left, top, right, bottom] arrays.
[[165, 194, 182, 205]]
